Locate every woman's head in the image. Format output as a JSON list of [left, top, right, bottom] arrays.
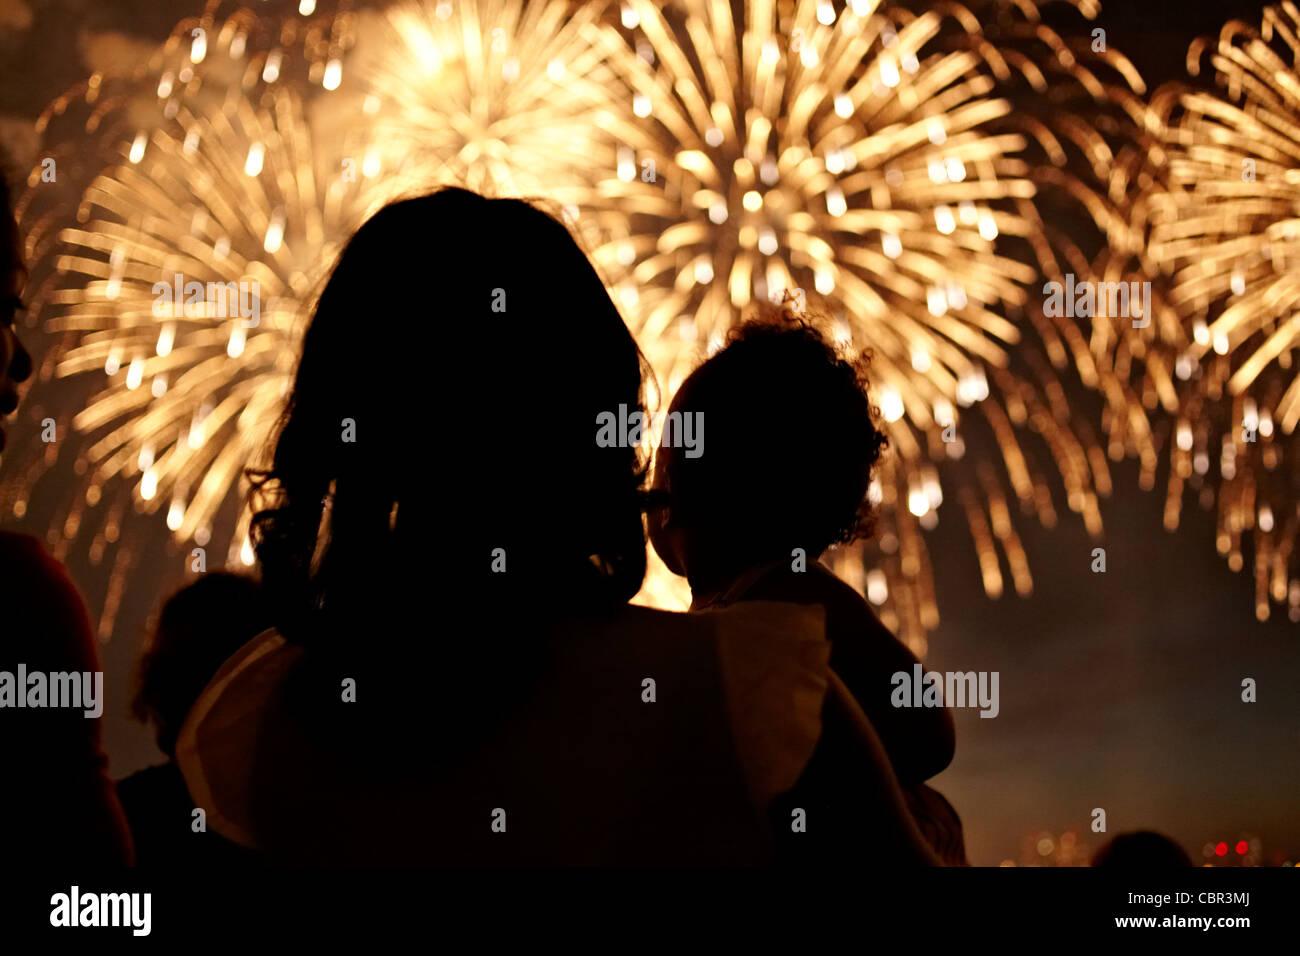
[[251, 188, 650, 644]]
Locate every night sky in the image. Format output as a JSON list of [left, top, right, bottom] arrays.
[[1, 0, 1296, 865], [928, 0, 1300, 866]]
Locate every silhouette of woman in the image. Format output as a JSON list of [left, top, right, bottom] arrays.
[[176, 187, 936, 865]]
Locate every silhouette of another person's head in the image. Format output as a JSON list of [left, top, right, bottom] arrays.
[[133, 573, 269, 758], [648, 306, 887, 595], [1091, 830, 1193, 868], [0, 169, 131, 863], [1, 170, 33, 455]]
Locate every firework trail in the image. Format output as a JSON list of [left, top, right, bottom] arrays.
[[572, 0, 1131, 647], [2, 5, 384, 636], [364, 0, 618, 200], [1145, 2, 1300, 620]]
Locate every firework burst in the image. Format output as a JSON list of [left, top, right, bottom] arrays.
[[16, 2, 358, 309], [1144, 2, 1300, 621], [577, 0, 1118, 647], [946, 1, 1164, 439], [364, 0, 617, 200], [50, 90, 389, 543], [1, 10, 381, 636]]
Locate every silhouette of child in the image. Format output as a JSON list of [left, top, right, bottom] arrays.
[[648, 305, 966, 863], [118, 572, 267, 864]]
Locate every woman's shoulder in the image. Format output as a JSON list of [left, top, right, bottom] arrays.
[[705, 600, 831, 806], [175, 627, 296, 849], [596, 600, 832, 808], [176, 604, 835, 860], [598, 599, 827, 642], [567, 600, 827, 677]]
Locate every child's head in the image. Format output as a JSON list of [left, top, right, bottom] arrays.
[[133, 572, 269, 758], [649, 308, 888, 589]]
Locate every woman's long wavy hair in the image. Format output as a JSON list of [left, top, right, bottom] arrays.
[[247, 189, 650, 717]]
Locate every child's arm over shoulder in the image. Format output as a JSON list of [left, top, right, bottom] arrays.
[[742, 563, 956, 784]]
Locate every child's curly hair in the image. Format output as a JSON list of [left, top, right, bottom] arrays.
[[665, 300, 889, 560]]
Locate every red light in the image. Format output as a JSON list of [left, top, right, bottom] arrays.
[[1236, 841, 1249, 855], [1215, 842, 1228, 857]]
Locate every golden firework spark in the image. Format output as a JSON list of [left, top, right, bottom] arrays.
[[948, 1, 1164, 431], [950, 3, 1204, 580], [1145, 2, 1300, 621], [365, 0, 617, 200], [1, 9, 377, 636], [1, 0, 1146, 645], [16, 2, 357, 304], [50, 90, 390, 546], [578, 0, 1116, 648]]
